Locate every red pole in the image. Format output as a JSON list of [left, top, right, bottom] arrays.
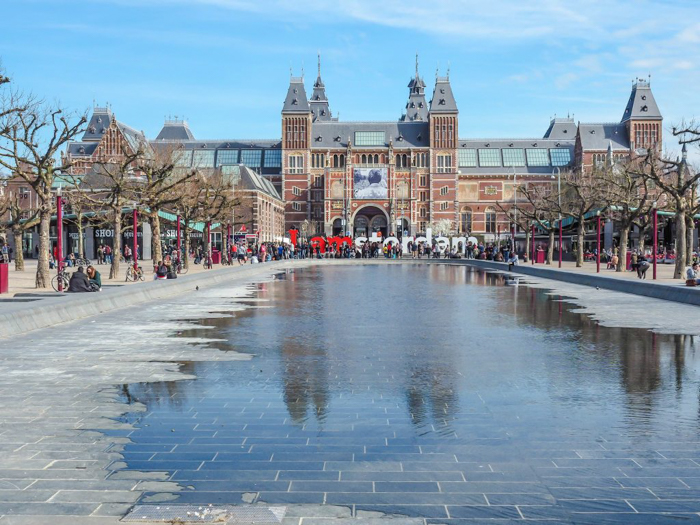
[[653, 207, 658, 280], [206, 221, 211, 254], [176, 214, 181, 262], [596, 214, 601, 273], [57, 191, 64, 291], [227, 224, 232, 259], [133, 208, 138, 272], [558, 218, 562, 268], [531, 223, 535, 265]]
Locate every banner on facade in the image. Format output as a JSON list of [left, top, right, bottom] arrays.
[[353, 168, 387, 199]]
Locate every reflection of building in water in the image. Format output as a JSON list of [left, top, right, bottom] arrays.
[[281, 338, 329, 425]]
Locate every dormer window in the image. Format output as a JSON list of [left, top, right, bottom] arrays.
[[418, 102, 423, 108], [88, 126, 96, 134], [440, 88, 445, 94], [641, 105, 648, 112], [320, 110, 326, 116], [439, 99, 445, 105], [316, 136, 322, 142], [292, 99, 298, 105], [410, 102, 415, 108], [334, 136, 341, 142], [641, 95, 647, 100], [293, 88, 298, 94], [97, 117, 102, 123]]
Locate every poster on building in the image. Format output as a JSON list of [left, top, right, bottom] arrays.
[[353, 168, 387, 199]]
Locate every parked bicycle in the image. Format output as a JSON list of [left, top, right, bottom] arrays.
[[125, 265, 145, 282], [75, 257, 91, 267], [174, 258, 188, 275], [203, 251, 213, 270], [51, 267, 70, 292]]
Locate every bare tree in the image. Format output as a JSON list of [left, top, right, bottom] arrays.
[[134, 145, 197, 264], [80, 151, 141, 279], [600, 155, 653, 271], [555, 169, 604, 267], [641, 151, 700, 278], [507, 181, 562, 264], [0, 89, 86, 287]]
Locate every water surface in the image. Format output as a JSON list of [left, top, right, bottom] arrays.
[[117, 265, 700, 523]]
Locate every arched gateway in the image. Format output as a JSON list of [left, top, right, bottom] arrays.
[[352, 205, 389, 238]]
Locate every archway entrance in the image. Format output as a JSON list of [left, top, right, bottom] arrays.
[[353, 206, 388, 238]]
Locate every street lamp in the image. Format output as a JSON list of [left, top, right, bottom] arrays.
[[175, 208, 181, 263], [652, 200, 658, 280], [596, 210, 601, 273], [56, 186, 64, 291], [131, 202, 138, 274], [552, 167, 562, 268]]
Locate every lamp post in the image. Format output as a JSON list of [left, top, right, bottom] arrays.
[[596, 210, 601, 273], [176, 210, 181, 263], [56, 187, 64, 291], [552, 167, 562, 268], [652, 201, 658, 280], [132, 204, 138, 273]]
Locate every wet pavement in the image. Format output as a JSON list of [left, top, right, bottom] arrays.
[[112, 265, 700, 524]]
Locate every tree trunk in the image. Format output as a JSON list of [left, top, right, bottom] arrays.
[[616, 225, 630, 273], [524, 229, 530, 261], [12, 226, 24, 271], [110, 207, 122, 280], [576, 218, 585, 267], [35, 207, 51, 288], [546, 229, 554, 265], [151, 211, 162, 264], [686, 214, 694, 264], [77, 211, 84, 258], [638, 224, 647, 254], [183, 225, 190, 269], [674, 212, 686, 279]]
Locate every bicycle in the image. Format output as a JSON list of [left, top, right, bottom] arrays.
[[174, 258, 188, 275], [76, 257, 91, 267], [203, 252, 213, 270], [51, 268, 70, 292], [125, 265, 145, 282]]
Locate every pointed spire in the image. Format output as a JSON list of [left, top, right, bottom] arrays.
[[317, 51, 321, 79], [415, 53, 419, 78]]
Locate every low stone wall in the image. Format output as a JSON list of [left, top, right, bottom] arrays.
[[436, 258, 700, 307], [0, 261, 307, 340]]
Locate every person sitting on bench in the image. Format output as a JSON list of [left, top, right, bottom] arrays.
[[686, 263, 700, 286]]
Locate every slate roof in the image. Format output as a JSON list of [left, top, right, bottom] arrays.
[[310, 121, 430, 149], [235, 165, 282, 201], [82, 108, 113, 141], [577, 123, 630, 150], [282, 77, 310, 114], [155, 121, 196, 141], [154, 139, 281, 150], [401, 73, 429, 122], [621, 79, 662, 122], [429, 77, 458, 114], [543, 118, 577, 139], [66, 142, 98, 157]]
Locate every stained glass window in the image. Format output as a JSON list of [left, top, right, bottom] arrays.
[[550, 148, 572, 166], [526, 149, 549, 167], [458, 149, 477, 167], [192, 150, 215, 168], [216, 149, 239, 166], [354, 131, 385, 146], [264, 149, 282, 168], [172, 150, 192, 167], [502, 149, 526, 167], [478, 149, 501, 167]]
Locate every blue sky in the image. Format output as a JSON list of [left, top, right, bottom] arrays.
[[1, 0, 698, 159]]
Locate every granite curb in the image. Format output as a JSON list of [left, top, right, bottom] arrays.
[[436, 258, 700, 307]]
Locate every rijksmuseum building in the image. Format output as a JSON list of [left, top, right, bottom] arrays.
[[67, 60, 663, 242]]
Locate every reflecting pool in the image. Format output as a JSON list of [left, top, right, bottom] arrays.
[[117, 265, 700, 523]]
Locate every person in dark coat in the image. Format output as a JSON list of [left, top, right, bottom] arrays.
[[67, 267, 93, 292]]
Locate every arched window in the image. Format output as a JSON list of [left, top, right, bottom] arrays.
[[333, 154, 339, 168], [460, 207, 472, 234], [485, 207, 496, 233], [339, 154, 345, 167], [374, 154, 379, 164], [361, 154, 367, 164]]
